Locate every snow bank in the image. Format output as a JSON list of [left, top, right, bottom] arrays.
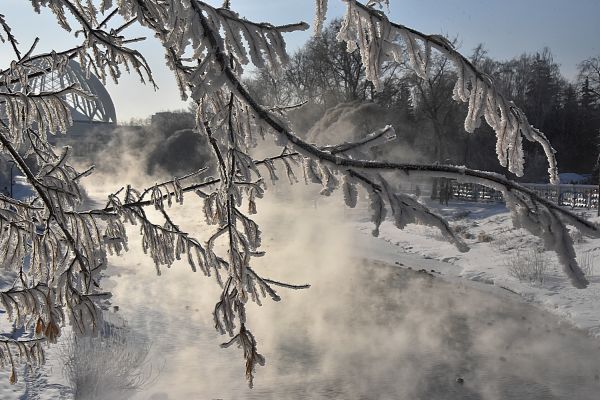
[[355, 200, 600, 337]]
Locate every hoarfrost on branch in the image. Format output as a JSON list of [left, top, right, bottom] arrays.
[[0, 0, 596, 387]]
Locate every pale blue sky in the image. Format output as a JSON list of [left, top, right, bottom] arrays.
[[3, 0, 600, 121]]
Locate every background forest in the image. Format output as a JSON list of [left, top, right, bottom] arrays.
[[242, 21, 600, 183], [77, 21, 600, 187]]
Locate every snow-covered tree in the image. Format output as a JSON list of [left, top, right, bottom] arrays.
[[0, 0, 598, 387]]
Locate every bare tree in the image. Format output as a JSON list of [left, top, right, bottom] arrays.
[[0, 0, 598, 389], [579, 56, 600, 215], [579, 56, 600, 101], [408, 52, 459, 163], [255, 20, 367, 108]]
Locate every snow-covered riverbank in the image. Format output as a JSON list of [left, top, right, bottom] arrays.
[[354, 200, 600, 337]]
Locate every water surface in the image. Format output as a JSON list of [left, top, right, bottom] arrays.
[[106, 256, 600, 400]]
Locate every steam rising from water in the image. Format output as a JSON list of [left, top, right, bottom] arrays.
[[82, 180, 600, 400], [71, 110, 600, 399]]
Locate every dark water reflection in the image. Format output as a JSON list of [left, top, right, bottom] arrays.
[[108, 256, 600, 400]]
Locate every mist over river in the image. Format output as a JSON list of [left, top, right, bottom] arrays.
[[92, 190, 600, 400], [109, 257, 600, 400]]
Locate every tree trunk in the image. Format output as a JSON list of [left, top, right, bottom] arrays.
[[431, 177, 439, 200]]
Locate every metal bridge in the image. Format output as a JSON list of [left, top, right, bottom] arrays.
[[27, 60, 117, 124]]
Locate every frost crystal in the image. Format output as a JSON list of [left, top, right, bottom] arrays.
[[0, 0, 595, 390], [337, 0, 559, 184]]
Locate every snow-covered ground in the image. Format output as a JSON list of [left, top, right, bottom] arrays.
[[353, 199, 600, 337]]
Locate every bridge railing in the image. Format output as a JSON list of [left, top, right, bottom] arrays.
[[449, 181, 599, 209]]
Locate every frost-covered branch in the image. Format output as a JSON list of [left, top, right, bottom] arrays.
[[0, 131, 92, 286], [220, 323, 264, 388], [28, 0, 155, 86], [323, 124, 395, 155], [0, 2, 154, 382], [0, 13, 23, 59], [2, 0, 597, 390], [162, 0, 597, 290], [337, 0, 559, 184]]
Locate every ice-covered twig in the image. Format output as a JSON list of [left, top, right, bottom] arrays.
[[0, 13, 22, 59], [348, 170, 469, 252], [323, 124, 396, 156], [337, 0, 559, 184]]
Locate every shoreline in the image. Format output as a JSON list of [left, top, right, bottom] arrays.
[[351, 200, 600, 339]]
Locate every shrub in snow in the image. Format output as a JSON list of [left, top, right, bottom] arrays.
[[506, 249, 552, 285], [60, 315, 152, 399], [477, 231, 494, 243]]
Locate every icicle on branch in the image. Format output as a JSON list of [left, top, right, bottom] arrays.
[[336, 0, 559, 184], [167, 0, 598, 290], [314, 0, 328, 34]]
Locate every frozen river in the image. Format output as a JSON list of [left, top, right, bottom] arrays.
[[99, 194, 600, 400]]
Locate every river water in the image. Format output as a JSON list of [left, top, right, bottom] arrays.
[[105, 256, 600, 400], [90, 194, 600, 400]]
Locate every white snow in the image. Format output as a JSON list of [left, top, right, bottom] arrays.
[[353, 199, 600, 337]]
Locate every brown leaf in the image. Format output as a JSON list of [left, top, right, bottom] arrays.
[[44, 321, 61, 344], [35, 318, 45, 336]]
